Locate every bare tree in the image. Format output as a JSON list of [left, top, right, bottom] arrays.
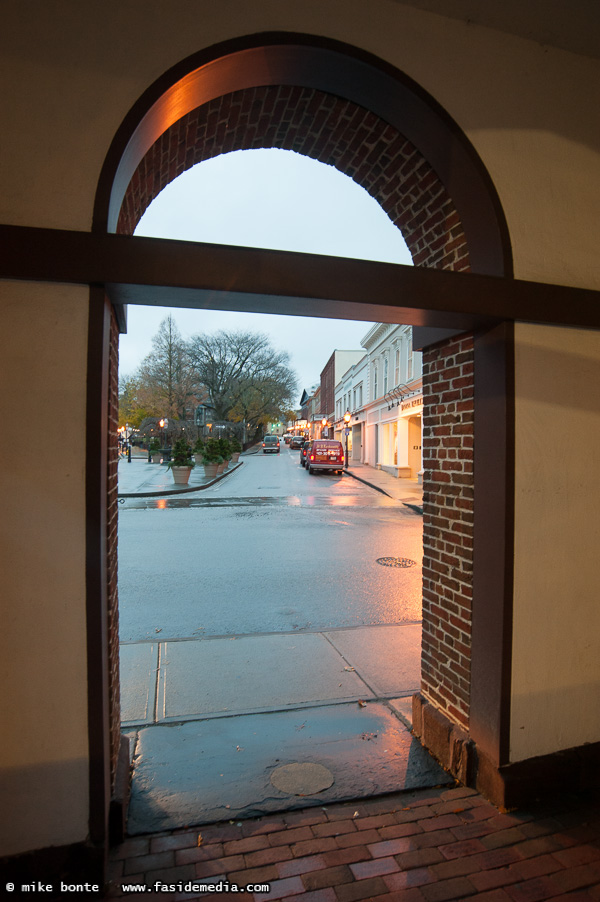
[[186, 330, 298, 438], [137, 315, 200, 420]]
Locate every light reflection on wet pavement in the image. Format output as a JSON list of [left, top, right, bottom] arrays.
[[121, 492, 406, 511]]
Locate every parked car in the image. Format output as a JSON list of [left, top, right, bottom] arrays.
[[300, 440, 312, 467], [282, 433, 293, 444], [306, 439, 345, 474], [289, 435, 305, 449], [262, 435, 280, 453]]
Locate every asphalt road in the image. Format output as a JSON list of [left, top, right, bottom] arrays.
[[118, 444, 423, 641]]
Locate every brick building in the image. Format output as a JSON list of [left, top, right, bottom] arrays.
[[320, 349, 365, 433]]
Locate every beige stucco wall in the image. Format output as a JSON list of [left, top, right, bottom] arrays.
[[511, 322, 600, 761], [0, 281, 89, 855]]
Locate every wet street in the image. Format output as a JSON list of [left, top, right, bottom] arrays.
[[117, 447, 444, 832], [118, 445, 423, 641]]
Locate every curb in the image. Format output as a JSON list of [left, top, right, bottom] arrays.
[[343, 468, 423, 514], [401, 502, 424, 515], [342, 468, 392, 498], [118, 461, 243, 499]]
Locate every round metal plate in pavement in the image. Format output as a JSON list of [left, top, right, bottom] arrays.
[[270, 762, 334, 795], [376, 556, 416, 568]]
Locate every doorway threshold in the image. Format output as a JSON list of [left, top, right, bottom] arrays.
[[124, 700, 450, 835]]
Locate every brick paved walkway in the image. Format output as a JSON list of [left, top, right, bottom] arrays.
[[107, 784, 600, 900]]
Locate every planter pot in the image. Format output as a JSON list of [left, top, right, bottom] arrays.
[[216, 462, 226, 474], [222, 458, 230, 470], [203, 462, 219, 479], [170, 466, 193, 485], [194, 453, 204, 467], [230, 452, 241, 463]]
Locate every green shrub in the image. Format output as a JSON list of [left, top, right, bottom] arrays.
[[201, 440, 223, 464], [217, 437, 232, 459], [166, 437, 195, 469]]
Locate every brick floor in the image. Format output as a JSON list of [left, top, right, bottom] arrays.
[[106, 786, 600, 900]]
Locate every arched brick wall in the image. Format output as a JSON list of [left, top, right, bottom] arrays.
[[108, 79, 477, 773], [117, 85, 470, 274]]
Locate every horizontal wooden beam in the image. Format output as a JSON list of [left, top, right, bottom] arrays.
[[1, 224, 599, 332]]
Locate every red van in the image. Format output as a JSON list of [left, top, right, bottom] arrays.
[[306, 439, 344, 474]]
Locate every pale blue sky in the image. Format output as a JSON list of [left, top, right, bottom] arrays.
[[122, 148, 412, 394]]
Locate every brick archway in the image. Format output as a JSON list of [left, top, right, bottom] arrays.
[[117, 84, 470, 274], [113, 76, 476, 722], [98, 34, 513, 806]]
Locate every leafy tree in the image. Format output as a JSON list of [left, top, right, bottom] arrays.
[[229, 376, 297, 441], [118, 373, 155, 427]]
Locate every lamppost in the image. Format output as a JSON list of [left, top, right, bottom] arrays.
[[321, 417, 328, 438], [159, 417, 169, 462], [343, 410, 351, 468]]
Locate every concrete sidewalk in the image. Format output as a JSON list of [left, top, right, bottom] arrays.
[[120, 622, 444, 835], [117, 455, 244, 497]]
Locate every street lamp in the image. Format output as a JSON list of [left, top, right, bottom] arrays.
[[321, 417, 328, 438], [159, 417, 169, 462], [343, 410, 351, 468]]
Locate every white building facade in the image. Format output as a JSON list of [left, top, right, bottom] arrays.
[[334, 353, 368, 462], [335, 324, 423, 479]]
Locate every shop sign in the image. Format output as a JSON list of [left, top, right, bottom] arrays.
[[400, 394, 423, 412]]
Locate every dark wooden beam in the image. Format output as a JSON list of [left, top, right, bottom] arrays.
[[1, 224, 599, 331], [471, 322, 515, 767], [85, 287, 111, 849]]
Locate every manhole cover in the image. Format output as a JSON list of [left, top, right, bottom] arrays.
[[376, 556, 416, 568], [270, 762, 334, 795]]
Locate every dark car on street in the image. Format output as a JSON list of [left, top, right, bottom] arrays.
[[262, 435, 280, 453], [289, 435, 305, 449], [300, 440, 312, 467]]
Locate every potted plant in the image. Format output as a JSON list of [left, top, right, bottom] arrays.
[[217, 437, 232, 470], [166, 437, 195, 485], [193, 437, 205, 467], [201, 441, 223, 479], [148, 437, 160, 463], [229, 437, 242, 463]]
